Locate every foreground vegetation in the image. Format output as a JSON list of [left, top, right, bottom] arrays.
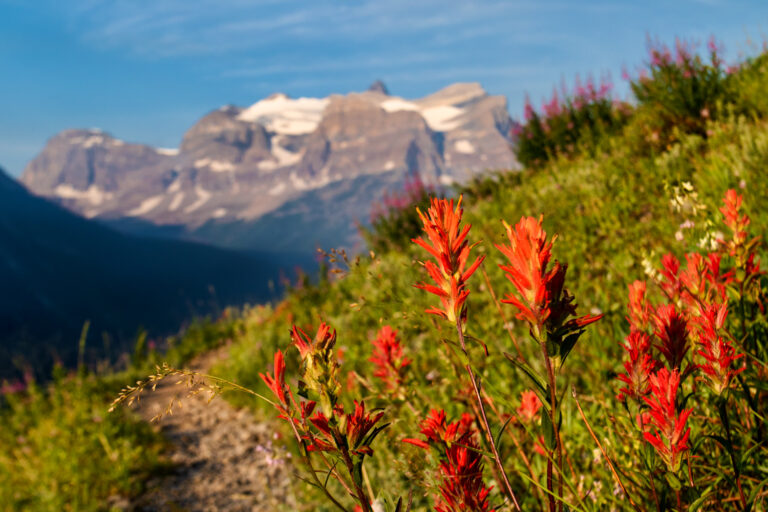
[[3, 36, 768, 510]]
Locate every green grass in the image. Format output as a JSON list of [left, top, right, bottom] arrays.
[[210, 52, 768, 510], [3, 42, 768, 512], [0, 314, 243, 511]]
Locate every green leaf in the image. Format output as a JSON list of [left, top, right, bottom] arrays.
[[665, 472, 682, 491], [688, 486, 714, 510], [494, 414, 515, 449], [558, 330, 584, 365], [503, 353, 549, 406], [361, 423, 390, 448]]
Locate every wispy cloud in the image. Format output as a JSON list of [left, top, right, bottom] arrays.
[[64, 0, 575, 57]]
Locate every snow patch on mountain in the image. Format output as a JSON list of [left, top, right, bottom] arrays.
[[128, 195, 164, 216], [156, 147, 179, 156], [238, 94, 329, 135], [454, 139, 475, 154], [168, 192, 185, 211], [184, 186, 211, 213], [194, 158, 236, 172], [379, 98, 464, 131], [54, 184, 113, 206]]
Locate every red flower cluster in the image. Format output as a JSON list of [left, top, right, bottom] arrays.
[[260, 350, 287, 406], [694, 303, 744, 394], [402, 409, 473, 449], [412, 196, 485, 324], [719, 189, 763, 286], [436, 436, 492, 512], [658, 252, 731, 312], [642, 368, 692, 471], [496, 215, 602, 354], [627, 280, 652, 333], [369, 326, 411, 391], [653, 304, 690, 372], [404, 410, 491, 512], [291, 322, 337, 360], [617, 331, 657, 402], [720, 189, 749, 248], [308, 401, 385, 456]]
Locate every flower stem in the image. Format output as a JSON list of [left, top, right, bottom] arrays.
[[539, 339, 563, 512], [456, 317, 522, 511]]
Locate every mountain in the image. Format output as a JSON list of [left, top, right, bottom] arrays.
[[0, 167, 310, 378], [20, 82, 518, 253]]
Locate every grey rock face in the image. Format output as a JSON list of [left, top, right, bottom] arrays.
[[20, 82, 519, 251]]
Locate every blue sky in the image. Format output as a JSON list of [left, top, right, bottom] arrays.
[[1, 0, 766, 177]]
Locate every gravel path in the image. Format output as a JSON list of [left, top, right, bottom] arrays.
[[129, 348, 296, 511]]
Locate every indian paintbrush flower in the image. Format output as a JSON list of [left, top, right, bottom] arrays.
[[412, 196, 485, 324], [694, 303, 744, 394], [497, 215, 603, 365], [517, 390, 543, 423], [627, 280, 652, 333], [642, 368, 692, 472], [291, 323, 341, 415], [616, 331, 657, 402], [260, 350, 287, 407], [435, 432, 492, 512], [402, 409, 474, 449], [403, 409, 491, 512], [369, 326, 411, 392], [653, 304, 690, 372]]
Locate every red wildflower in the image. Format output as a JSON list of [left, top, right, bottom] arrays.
[[369, 326, 411, 391], [291, 323, 336, 360], [259, 350, 287, 406], [402, 409, 474, 449], [346, 401, 386, 456], [496, 216, 554, 327], [617, 331, 657, 402], [307, 411, 336, 452], [658, 253, 682, 302], [517, 390, 543, 423], [435, 432, 492, 512], [497, 215, 602, 354], [694, 303, 744, 394], [720, 189, 749, 247], [653, 304, 690, 371], [412, 196, 485, 323], [643, 368, 692, 471], [627, 280, 652, 332]]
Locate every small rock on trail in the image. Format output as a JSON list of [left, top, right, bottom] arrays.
[[130, 348, 296, 511]]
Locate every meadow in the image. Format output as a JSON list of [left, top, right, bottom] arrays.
[[2, 36, 768, 511]]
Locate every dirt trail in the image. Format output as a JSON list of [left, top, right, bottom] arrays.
[[129, 347, 296, 511]]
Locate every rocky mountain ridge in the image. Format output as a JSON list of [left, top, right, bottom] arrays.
[[21, 82, 518, 251]]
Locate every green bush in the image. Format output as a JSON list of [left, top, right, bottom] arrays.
[[514, 76, 631, 167]]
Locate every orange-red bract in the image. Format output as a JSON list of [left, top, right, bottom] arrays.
[[412, 196, 485, 323]]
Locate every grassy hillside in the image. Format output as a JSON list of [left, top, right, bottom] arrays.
[[210, 42, 768, 511], [2, 38, 768, 511]]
